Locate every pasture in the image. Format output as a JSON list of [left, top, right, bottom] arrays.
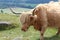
[[0, 8, 60, 40]]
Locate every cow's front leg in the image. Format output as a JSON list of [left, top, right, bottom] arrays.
[[40, 27, 46, 40], [56, 28, 60, 35]]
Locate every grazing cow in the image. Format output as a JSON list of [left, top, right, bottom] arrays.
[[20, 2, 60, 40]]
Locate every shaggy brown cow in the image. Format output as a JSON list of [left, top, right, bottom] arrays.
[[20, 2, 60, 40]]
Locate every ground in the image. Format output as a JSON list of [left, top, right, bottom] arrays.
[[0, 8, 60, 40]]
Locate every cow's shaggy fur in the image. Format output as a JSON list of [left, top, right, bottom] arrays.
[[20, 13, 32, 25], [20, 9, 34, 25]]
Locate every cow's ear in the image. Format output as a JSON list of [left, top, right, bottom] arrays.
[[29, 16, 34, 21]]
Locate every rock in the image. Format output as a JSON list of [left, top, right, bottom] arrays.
[[0, 21, 11, 25]]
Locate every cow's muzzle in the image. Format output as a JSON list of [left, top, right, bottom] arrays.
[[21, 24, 29, 32]]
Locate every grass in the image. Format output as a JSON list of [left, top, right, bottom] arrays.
[[0, 10, 60, 40]]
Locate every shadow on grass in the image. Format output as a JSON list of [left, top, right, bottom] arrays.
[[37, 35, 60, 40], [0, 24, 17, 31]]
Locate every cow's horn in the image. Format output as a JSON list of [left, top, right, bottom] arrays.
[[10, 8, 22, 14]]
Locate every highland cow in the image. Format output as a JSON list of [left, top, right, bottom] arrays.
[[20, 2, 60, 40]]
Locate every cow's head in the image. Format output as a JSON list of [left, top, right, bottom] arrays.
[[10, 8, 38, 31], [20, 12, 37, 32]]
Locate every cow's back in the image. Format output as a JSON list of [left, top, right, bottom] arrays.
[[46, 3, 60, 27]]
